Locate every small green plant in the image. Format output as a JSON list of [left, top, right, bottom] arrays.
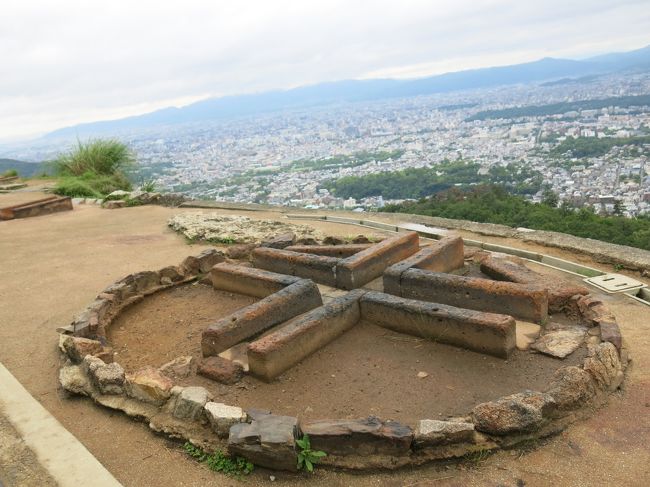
[[296, 434, 326, 473], [613, 263, 624, 271], [140, 179, 157, 192], [183, 442, 253, 477], [2, 169, 18, 177]]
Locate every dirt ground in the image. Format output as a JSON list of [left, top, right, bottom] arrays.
[[1, 200, 649, 486]]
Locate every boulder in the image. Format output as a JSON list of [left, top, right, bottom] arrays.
[[159, 265, 185, 283], [204, 402, 247, 438], [531, 326, 586, 358], [197, 356, 244, 384], [228, 414, 298, 472], [226, 243, 258, 260], [90, 362, 125, 395], [181, 249, 226, 275], [414, 419, 475, 447], [260, 233, 296, 249], [62, 336, 103, 363], [545, 366, 597, 411], [172, 386, 211, 421], [583, 342, 624, 392], [159, 356, 193, 380], [59, 364, 92, 396], [125, 367, 174, 406], [471, 391, 556, 435], [300, 416, 413, 456]]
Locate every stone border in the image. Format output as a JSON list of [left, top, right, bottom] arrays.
[[57, 249, 630, 473], [0, 195, 73, 221]]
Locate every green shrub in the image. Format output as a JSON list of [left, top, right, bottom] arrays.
[[54, 139, 135, 176], [2, 169, 18, 177], [296, 434, 326, 472], [182, 442, 253, 477], [53, 178, 103, 198], [53, 173, 131, 198], [140, 179, 157, 192]]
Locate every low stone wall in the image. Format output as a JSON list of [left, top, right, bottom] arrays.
[[211, 263, 301, 298], [397, 268, 549, 323], [252, 247, 340, 287], [285, 244, 372, 257], [360, 292, 516, 359], [248, 290, 366, 381], [0, 195, 73, 220]]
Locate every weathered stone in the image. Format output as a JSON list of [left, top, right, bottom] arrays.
[[295, 237, 319, 246], [228, 414, 298, 472], [545, 366, 597, 411], [226, 243, 258, 259], [59, 364, 92, 396], [173, 386, 211, 421], [125, 367, 174, 406], [261, 233, 296, 249], [211, 262, 301, 298], [204, 402, 247, 437], [471, 391, 556, 435], [301, 416, 413, 456], [198, 356, 244, 384], [252, 247, 340, 287], [159, 356, 193, 380], [414, 420, 475, 447], [94, 395, 159, 420], [285, 244, 372, 258], [62, 336, 103, 363], [159, 265, 185, 282], [181, 249, 226, 275], [90, 362, 125, 395], [531, 326, 585, 359], [323, 236, 345, 245], [599, 320, 622, 351], [351, 235, 371, 244], [103, 200, 126, 209], [93, 347, 114, 363], [583, 342, 624, 392]]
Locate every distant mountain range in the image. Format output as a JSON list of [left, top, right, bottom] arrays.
[[45, 44, 650, 139]]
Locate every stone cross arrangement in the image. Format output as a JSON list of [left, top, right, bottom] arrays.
[[58, 232, 628, 472]]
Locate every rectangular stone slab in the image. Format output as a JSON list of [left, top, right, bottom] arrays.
[[285, 244, 372, 258], [252, 247, 340, 287], [247, 290, 366, 381], [400, 268, 548, 323], [335, 231, 420, 290], [201, 280, 323, 356], [360, 291, 517, 358], [0, 196, 72, 220], [211, 262, 301, 298]]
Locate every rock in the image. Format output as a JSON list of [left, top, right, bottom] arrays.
[[173, 386, 211, 421], [295, 237, 319, 246], [125, 367, 174, 406], [415, 419, 475, 447], [300, 416, 413, 456], [106, 190, 130, 199], [323, 236, 344, 245], [159, 356, 193, 380], [129, 190, 160, 205], [181, 249, 226, 275], [583, 342, 624, 392], [351, 235, 371, 244], [204, 402, 247, 438], [90, 362, 125, 395], [417, 371, 429, 379], [471, 391, 556, 435], [59, 364, 92, 396], [103, 200, 126, 209], [260, 233, 296, 249], [599, 320, 622, 351], [94, 395, 159, 420], [94, 348, 114, 363], [62, 336, 103, 363], [531, 326, 585, 358], [226, 243, 258, 260], [228, 414, 298, 472], [545, 366, 597, 411], [159, 265, 185, 282], [157, 192, 186, 207], [198, 357, 244, 384]]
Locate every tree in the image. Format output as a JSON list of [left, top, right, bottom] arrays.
[[541, 188, 559, 208], [613, 200, 624, 216]]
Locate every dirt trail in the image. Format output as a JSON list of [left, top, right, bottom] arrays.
[[0, 201, 649, 486]]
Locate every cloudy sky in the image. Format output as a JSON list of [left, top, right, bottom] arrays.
[[1, 0, 649, 142]]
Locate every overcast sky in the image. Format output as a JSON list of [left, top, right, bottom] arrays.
[[1, 0, 649, 142]]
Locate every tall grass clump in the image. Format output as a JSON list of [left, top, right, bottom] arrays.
[[52, 139, 135, 198]]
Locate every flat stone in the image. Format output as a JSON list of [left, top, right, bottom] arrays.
[[260, 233, 296, 249], [62, 336, 103, 363], [516, 321, 541, 350], [531, 326, 585, 358], [228, 414, 298, 472], [59, 364, 92, 396], [159, 356, 193, 380], [197, 356, 244, 384], [173, 386, 211, 420], [545, 366, 597, 411], [583, 342, 624, 392], [415, 419, 475, 446], [471, 391, 556, 435], [125, 367, 174, 406], [204, 402, 247, 438], [300, 416, 413, 456]]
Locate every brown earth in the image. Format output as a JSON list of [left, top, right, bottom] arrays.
[[1, 201, 649, 486]]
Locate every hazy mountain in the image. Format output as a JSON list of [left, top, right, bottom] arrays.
[[44, 45, 650, 139], [0, 158, 47, 177]]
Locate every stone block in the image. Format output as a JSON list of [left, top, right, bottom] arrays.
[[599, 319, 622, 351], [400, 268, 548, 323], [59, 364, 92, 396], [205, 402, 247, 437], [125, 366, 174, 406], [62, 336, 103, 363], [202, 279, 322, 356], [300, 416, 413, 456], [360, 291, 516, 359], [545, 366, 597, 411], [252, 247, 340, 287], [260, 232, 296, 249], [285, 244, 372, 258], [471, 391, 556, 435], [159, 356, 193, 380], [336, 232, 420, 289], [198, 356, 244, 384], [211, 262, 301, 298], [90, 362, 125, 395], [414, 420, 475, 447], [228, 414, 299, 471], [173, 386, 212, 421], [531, 325, 585, 358], [248, 290, 365, 381], [583, 342, 624, 392], [181, 249, 226, 275]]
